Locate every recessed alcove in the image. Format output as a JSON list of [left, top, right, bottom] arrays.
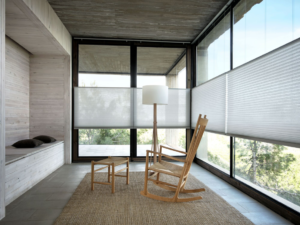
[[2, 0, 72, 206]]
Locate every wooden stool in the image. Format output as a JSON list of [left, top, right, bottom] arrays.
[[91, 156, 129, 193]]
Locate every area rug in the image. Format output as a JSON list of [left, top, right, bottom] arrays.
[[54, 172, 253, 225]]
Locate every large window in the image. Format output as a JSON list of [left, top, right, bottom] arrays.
[[193, 0, 300, 215], [196, 0, 300, 85], [233, 0, 300, 68], [235, 138, 300, 212], [136, 47, 187, 157], [196, 132, 230, 174], [75, 44, 189, 158], [196, 12, 230, 85], [78, 45, 130, 157]]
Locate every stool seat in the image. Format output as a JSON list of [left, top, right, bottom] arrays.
[[96, 157, 128, 166], [91, 156, 129, 193]]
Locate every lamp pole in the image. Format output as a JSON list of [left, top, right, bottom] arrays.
[[152, 103, 158, 163]]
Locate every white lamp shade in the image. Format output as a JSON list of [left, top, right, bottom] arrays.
[[142, 85, 168, 105]]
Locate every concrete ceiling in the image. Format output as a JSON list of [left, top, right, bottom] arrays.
[[47, 0, 229, 42]]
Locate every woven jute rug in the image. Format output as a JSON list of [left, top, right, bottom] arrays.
[[54, 172, 253, 225]]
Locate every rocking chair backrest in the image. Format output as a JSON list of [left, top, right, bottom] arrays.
[[183, 114, 208, 177]]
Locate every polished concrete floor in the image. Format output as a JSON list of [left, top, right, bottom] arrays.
[[0, 162, 293, 225]]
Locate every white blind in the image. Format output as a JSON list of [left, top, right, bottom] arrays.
[[227, 40, 300, 144], [74, 88, 133, 128], [74, 87, 190, 129], [134, 88, 190, 128], [192, 75, 226, 132]]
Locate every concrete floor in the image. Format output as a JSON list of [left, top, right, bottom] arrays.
[[0, 162, 293, 225]]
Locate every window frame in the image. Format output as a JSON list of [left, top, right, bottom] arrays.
[[72, 39, 191, 162], [191, 0, 300, 222]]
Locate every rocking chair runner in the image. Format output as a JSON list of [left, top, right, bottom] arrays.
[[140, 114, 208, 202]]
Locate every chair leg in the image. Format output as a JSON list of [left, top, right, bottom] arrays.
[[156, 173, 160, 182], [173, 176, 184, 202], [91, 161, 94, 191], [126, 157, 129, 185], [112, 163, 115, 194], [108, 165, 110, 183], [143, 153, 150, 195]]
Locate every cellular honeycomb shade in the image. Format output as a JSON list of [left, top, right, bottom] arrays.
[[134, 88, 190, 128], [74, 87, 190, 129], [74, 88, 133, 128], [227, 40, 300, 144], [192, 75, 226, 132]]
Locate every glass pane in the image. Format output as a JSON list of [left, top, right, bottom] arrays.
[[137, 47, 186, 89], [196, 12, 230, 85], [294, 0, 300, 39], [79, 74, 130, 87], [137, 129, 186, 156], [266, 0, 293, 52], [233, 0, 294, 68], [137, 75, 166, 87], [79, 129, 130, 156], [78, 45, 130, 157], [137, 47, 187, 157], [196, 132, 230, 174], [79, 45, 130, 87], [235, 138, 300, 212]]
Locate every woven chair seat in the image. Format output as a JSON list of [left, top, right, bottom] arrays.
[[149, 160, 183, 177]]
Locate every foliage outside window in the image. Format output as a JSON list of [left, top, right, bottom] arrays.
[[235, 138, 300, 208], [197, 132, 230, 174], [79, 129, 130, 145], [137, 129, 186, 156]]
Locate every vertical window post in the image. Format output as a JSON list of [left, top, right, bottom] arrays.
[[130, 44, 137, 160], [229, 4, 234, 178], [191, 44, 196, 155], [72, 39, 79, 162]]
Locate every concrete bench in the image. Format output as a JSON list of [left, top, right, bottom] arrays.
[[5, 141, 64, 205]]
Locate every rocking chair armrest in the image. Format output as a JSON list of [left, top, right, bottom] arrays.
[[146, 150, 186, 163], [160, 144, 187, 155]]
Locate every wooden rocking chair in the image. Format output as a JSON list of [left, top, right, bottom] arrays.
[[140, 114, 208, 202]]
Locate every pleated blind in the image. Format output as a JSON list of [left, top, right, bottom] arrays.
[[74, 88, 133, 128], [192, 75, 226, 132], [192, 39, 300, 145], [134, 88, 190, 128], [74, 87, 190, 129], [227, 40, 300, 144]]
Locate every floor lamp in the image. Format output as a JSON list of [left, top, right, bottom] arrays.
[[142, 85, 168, 164]]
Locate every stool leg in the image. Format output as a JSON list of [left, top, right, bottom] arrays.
[[126, 157, 129, 185], [112, 163, 115, 193], [91, 161, 94, 191], [108, 165, 110, 183]]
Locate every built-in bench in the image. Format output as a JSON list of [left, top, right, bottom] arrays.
[[5, 141, 64, 205]]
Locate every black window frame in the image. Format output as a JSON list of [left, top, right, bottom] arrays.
[[72, 39, 191, 162], [191, 0, 300, 223]]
